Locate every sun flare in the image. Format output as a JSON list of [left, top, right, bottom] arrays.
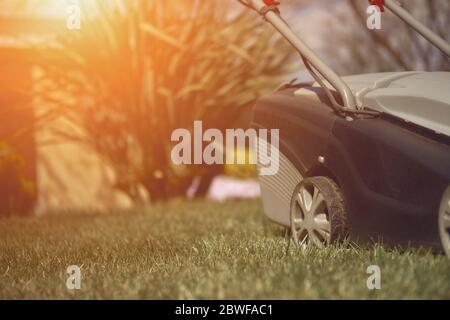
[[27, 0, 105, 19]]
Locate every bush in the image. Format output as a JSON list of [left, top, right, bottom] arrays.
[[34, 0, 296, 202], [0, 141, 36, 215]]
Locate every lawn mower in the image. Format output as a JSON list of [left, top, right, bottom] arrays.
[[242, 0, 450, 256]]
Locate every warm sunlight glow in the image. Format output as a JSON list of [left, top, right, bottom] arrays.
[[32, 0, 104, 19]]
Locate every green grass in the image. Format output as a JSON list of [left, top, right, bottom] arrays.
[[0, 199, 448, 299]]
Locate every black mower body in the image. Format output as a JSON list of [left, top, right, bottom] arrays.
[[252, 85, 450, 250]]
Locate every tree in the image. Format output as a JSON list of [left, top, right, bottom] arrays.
[[321, 0, 450, 75]]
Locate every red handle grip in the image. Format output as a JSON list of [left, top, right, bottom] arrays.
[[263, 0, 280, 6], [369, 0, 385, 12]]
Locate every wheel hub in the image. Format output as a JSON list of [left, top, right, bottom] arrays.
[[291, 184, 331, 247], [439, 187, 450, 258]]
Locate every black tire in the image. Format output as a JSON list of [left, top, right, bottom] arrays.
[[438, 185, 450, 258], [290, 176, 348, 246]]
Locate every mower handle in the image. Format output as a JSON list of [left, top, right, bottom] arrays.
[[385, 0, 450, 57], [244, 0, 450, 110], [246, 0, 358, 110]]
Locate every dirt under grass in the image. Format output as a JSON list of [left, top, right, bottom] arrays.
[[0, 199, 449, 299]]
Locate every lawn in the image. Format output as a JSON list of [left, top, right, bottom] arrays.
[[0, 199, 448, 299]]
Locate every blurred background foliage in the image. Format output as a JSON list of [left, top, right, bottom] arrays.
[[321, 0, 450, 74], [31, 0, 296, 202], [0, 141, 36, 214], [1, 0, 449, 213]]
